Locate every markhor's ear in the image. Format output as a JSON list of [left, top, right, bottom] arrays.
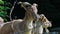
[[33, 3, 38, 7]]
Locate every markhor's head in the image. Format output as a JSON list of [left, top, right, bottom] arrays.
[[18, 2, 37, 20]]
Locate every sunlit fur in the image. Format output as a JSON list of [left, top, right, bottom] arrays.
[[39, 14, 52, 28], [0, 17, 4, 29], [38, 14, 52, 34], [0, 17, 4, 23], [33, 14, 52, 34]]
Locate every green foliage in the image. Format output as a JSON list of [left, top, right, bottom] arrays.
[[0, 0, 11, 22], [0, 11, 8, 22], [0, 0, 4, 5]]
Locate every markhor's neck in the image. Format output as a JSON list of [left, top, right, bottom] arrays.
[[23, 11, 34, 22]]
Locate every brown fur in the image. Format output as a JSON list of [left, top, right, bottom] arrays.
[[0, 22, 14, 34], [12, 2, 37, 34], [0, 2, 37, 34], [0, 19, 24, 34]]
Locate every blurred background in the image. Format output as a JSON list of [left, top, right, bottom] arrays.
[[0, 0, 60, 33]]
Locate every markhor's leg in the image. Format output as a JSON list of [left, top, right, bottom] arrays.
[[45, 28, 49, 33], [39, 25, 43, 34]]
